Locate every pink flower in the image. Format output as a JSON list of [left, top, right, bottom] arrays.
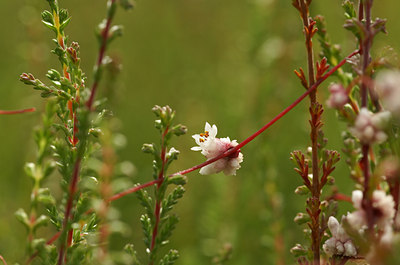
[[323, 216, 357, 257], [191, 122, 243, 175], [350, 108, 390, 144], [376, 70, 400, 117], [326, 83, 348, 109], [347, 190, 395, 230]]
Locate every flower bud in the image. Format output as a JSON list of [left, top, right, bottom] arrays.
[[46, 69, 61, 81], [294, 212, 310, 225], [142, 143, 155, 154], [290, 244, 307, 257], [168, 175, 187, 185], [294, 185, 309, 195], [171, 124, 187, 136]]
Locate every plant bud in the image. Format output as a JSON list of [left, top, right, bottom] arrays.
[[294, 212, 310, 225], [290, 244, 307, 257], [295, 185, 309, 195], [142, 143, 155, 154]]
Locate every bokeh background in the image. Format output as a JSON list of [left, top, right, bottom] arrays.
[[0, 0, 399, 264]]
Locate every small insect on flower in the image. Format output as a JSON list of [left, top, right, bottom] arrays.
[[191, 122, 243, 176]]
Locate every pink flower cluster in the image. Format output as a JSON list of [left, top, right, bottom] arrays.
[[376, 70, 400, 117], [350, 108, 391, 144], [347, 190, 395, 230], [326, 83, 348, 109], [191, 122, 243, 176], [323, 216, 357, 257]]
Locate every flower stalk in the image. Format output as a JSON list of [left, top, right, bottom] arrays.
[[359, 0, 374, 233]]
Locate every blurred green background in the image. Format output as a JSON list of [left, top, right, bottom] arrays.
[[0, 0, 399, 264]]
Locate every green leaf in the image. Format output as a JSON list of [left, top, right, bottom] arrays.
[[58, 9, 69, 24], [33, 215, 50, 233], [167, 175, 187, 186], [342, 0, 357, 19], [41, 10, 53, 24], [160, 186, 185, 219], [136, 189, 154, 223], [290, 244, 308, 258], [107, 0, 118, 18], [159, 249, 179, 265], [47, 206, 62, 230], [170, 124, 187, 136], [158, 215, 179, 245], [24, 162, 37, 180], [42, 20, 57, 33], [140, 214, 152, 249], [343, 18, 364, 40], [59, 17, 71, 32], [142, 143, 155, 154], [108, 25, 124, 44], [15, 208, 30, 230], [37, 188, 56, 206], [119, 0, 134, 10], [124, 244, 141, 264]]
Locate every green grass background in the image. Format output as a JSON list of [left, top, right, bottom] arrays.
[[0, 0, 399, 264]]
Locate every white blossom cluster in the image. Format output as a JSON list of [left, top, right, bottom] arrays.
[[350, 108, 391, 144], [323, 216, 357, 257], [347, 190, 395, 235], [191, 122, 243, 176], [376, 70, 400, 117]]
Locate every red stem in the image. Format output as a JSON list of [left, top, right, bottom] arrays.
[[359, 0, 374, 233], [0, 256, 7, 265], [86, 0, 117, 110], [0, 108, 35, 115], [149, 128, 169, 265], [108, 50, 359, 202], [57, 158, 81, 265], [108, 179, 161, 202]]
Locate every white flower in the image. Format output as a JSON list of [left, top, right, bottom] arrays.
[[326, 83, 348, 109], [376, 70, 400, 117], [347, 190, 395, 230], [191, 122, 243, 176], [350, 108, 390, 144], [323, 216, 357, 257]]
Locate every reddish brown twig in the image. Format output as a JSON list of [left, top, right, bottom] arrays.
[[0, 108, 35, 115], [149, 127, 169, 265], [0, 255, 7, 265], [86, 0, 117, 109], [359, 0, 375, 234], [108, 179, 162, 202]]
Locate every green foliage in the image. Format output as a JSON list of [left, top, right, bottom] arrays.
[[159, 250, 179, 265], [132, 106, 187, 265]]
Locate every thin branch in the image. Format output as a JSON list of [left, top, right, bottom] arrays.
[[359, 0, 374, 233], [57, 158, 82, 265], [108, 179, 161, 202], [149, 127, 169, 265], [86, 0, 117, 110], [0, 108, 35, 115]]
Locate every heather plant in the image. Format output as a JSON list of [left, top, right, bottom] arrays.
[[1, 0, 400, 265]]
